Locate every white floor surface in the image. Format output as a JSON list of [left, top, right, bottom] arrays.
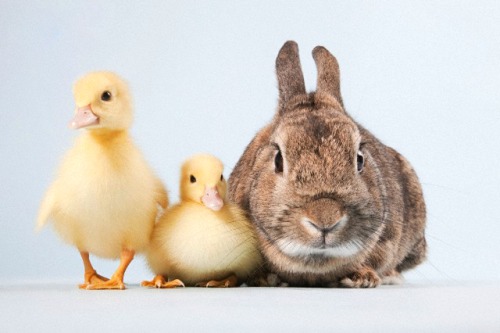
[[0, 280, 499, 332]]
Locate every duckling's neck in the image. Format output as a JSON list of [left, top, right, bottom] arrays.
[[87, 129, 129, 145]]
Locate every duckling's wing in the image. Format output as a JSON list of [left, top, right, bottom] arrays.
[[36, 185, 56, 231], [155, 177, 169, 209]]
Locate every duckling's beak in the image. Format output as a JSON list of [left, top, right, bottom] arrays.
[[70, 105, 99, 129], [201, 186, 224, 211]]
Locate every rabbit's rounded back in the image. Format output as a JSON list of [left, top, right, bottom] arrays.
[[229, 41, 426, 287]]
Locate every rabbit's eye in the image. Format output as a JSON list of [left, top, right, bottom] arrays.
[[101, 91, 112, 102], [190, 175, 197, 183], [220, 174, 224, 181], [357, 151, 364, 172], [275, 149, 284, 173]]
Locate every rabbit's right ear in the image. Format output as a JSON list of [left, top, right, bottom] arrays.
[[312, 46, 343, 107], [276, 41, 306, 114]]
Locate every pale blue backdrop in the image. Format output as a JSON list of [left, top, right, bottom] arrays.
[[1, 1, 499, 284]]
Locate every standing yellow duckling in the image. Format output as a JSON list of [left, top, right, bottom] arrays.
[[142, 154, 262, 288], [37, 71, 168, 290]]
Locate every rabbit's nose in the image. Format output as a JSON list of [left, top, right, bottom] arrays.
[[303, 198, 346, 234]]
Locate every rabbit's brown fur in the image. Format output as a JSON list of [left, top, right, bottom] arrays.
[[228, 41, 426, 287]]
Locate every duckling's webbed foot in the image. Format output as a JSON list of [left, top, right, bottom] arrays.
[[141, 275, 185, 288], [78, 250, 109, 289], [86, 276, 126, 290], [196, 274, 238, 288], [79, 270, 109, 289], [83, 248, 134, 290]]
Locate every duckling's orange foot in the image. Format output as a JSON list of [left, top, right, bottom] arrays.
[[78, 270, 109, 289], [141, 275, 185, 289], [85, 276, 126, 290], [196, 275, 238, 288], [340, 268, 381, 288]]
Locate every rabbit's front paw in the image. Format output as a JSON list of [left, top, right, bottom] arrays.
[[340, 268, 381, 288]]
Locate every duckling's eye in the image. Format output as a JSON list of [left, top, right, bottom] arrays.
[[220, 174, 224, 181], [101, 91, 112, 102], [275, 148, 283, 173], [357, 150, 365, 173], [190, 175, 196, 183]]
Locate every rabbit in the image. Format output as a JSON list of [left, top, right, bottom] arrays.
[[228, 41, 426, 288]]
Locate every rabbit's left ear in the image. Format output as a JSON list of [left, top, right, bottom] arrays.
[[313, 46, 343, 108], [276, 41, 306, 114]]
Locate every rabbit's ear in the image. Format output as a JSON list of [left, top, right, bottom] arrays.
[[312, 46, 343, 107], [276, 41, 306, 114]]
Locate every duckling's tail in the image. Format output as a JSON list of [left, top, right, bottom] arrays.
[[36, 187, 55, 232]]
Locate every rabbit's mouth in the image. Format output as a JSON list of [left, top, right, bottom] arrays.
[[276, 238, 362, 259]]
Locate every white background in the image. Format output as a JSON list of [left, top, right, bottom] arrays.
[[1, 1, 499, 331]]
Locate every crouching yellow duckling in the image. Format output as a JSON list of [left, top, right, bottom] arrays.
[[37, 71, 168, 290], [142, 154, 262, 288]]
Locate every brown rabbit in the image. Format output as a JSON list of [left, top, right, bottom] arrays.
[[228, 41, 426, 288]]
